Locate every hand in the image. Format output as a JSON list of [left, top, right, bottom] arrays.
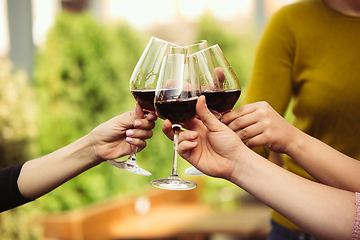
[[89, 104, 156, 163], [222, 101, 299, 153], [163, 96, 246, 181]]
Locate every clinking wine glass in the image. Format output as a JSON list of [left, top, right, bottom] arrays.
[[195, 44, 241, 117], [185, 44, 241, 176], [151, 54, 200, 190], [170, 40, 209, 176], [107, 37, 179, 176]]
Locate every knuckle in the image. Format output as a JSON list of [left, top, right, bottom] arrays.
[[232, 118, 243, 130], [262, 120, 271, 128], [257, 108, 268, 118], [238, 129, 247, 139]]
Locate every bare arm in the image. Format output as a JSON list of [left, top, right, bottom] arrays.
[[222, 101, 360, 192], [164, 96, 355, 240], [18, 104, 156, 200]]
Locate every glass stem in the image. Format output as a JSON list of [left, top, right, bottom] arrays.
[[127, 112, 147, 163], [170, 124, 181, 178], [128, 146, 137, 162]]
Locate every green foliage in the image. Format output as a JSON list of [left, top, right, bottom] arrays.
[[0, 207, 42, 240], [0, 60, 36, 168], [0, 60, 39, 238], [32, 12, 174, 211], [34, 12, 142, 152]]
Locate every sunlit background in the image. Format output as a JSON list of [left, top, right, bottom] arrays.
[[0, 0, 296, 58], [0, 0, 297, 240]]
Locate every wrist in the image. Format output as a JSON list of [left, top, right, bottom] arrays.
[[227, 146, 253, 185], [84, 132, 104, 165], [286, 127, 306, 158]]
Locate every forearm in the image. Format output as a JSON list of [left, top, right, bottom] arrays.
[[17, 134, 100, 200], [231, 149, 355, 240], [287, 128, 360, 192]]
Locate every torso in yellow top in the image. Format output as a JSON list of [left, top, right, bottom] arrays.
[[243, 0, 360, 231]]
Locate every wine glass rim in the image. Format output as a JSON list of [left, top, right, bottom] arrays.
[[188, 44, 221, 57], [150, 36, 180, 47], [176, 39, 208, 47], [163, 53, 196, 63], [163, 53, 187, 59]]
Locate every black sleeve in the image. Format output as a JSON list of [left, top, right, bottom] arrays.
[[0, 163, 33, 212]]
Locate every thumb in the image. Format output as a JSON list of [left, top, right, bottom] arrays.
[[135, 103, 144, 120], [196, 95, 223, 132], [117, 105, 142, 129]]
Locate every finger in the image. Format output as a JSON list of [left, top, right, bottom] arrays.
[[126, 129, 153, 140], [126, 137, 147, 150], [133, 119, 156, 130], [178, 130, 198, 143], [196, 95, 224, 132], [227, 110, 260, 133], [237, 122, 264, 141], [177, 140, 198, 156], [146, 112, 157, 121], [244, 134, 268, 149], [213, 67, 225, 89], [162, 119, 174, 141], [221, 102, 258, 125]]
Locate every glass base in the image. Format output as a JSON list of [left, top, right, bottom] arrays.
[[151, 176, 197, 190], [107, 159, 151, 176], [184, 166, 204, 176]]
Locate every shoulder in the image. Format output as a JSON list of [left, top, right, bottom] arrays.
[[271, 0, 324, 22], [264, 0, 330, 38]]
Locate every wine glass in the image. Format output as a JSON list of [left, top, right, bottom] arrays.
[[195, 44, 241, 117], [107, 37, 179, 176], [169, 40, 210, 176], [185, 44, 241, 176], [151, 54, 200, 190]]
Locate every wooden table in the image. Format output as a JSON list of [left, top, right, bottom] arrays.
[[109, 204, 270, 240], [42, 188, 271, 240]]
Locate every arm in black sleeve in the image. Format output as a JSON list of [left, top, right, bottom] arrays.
[[0, 163, 32, 212]]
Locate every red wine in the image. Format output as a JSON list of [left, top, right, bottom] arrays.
[[155, 97, 198, 124], [131, 89, 156, 112], [202, 89, 241, 114]]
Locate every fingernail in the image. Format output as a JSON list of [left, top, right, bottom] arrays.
[[126, 130, 134, 136], [134, 120, 142, 127], [126, 137, 133, 143]]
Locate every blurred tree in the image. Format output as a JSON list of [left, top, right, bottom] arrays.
[[33, 11, 144, 156], [196, 13, 256, 91], [0, 60, 36, 168], [32, 12, 174, 211], [32, 12, 148, 210]]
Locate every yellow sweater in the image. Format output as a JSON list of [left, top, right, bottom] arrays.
[[243, 0, 360, 231]]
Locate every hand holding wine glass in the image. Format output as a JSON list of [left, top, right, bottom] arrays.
[[151, 54, 200, 190], [185, 44, 241, 175], [107, 37, 178, 176]]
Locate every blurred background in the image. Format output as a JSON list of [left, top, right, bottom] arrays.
[[0, 0, 296, 239]]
